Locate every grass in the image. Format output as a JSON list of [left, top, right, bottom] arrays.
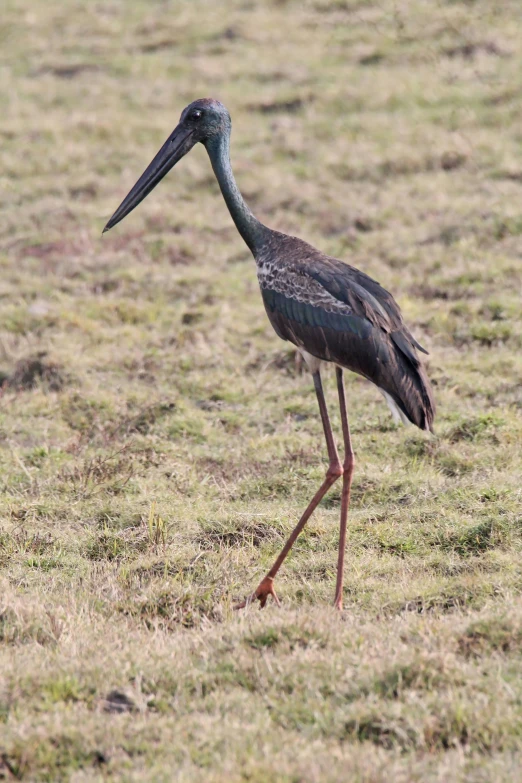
[[1, 0, 522, 779]]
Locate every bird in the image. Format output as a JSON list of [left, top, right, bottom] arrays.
[[104, 98, 435, 611]]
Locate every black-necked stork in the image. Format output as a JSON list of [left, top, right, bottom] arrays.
[[104, 98, 435, 610]]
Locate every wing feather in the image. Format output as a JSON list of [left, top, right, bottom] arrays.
[[261, 283, 434, 432], [304, 255, 429, 357]]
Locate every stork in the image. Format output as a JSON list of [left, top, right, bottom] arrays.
[[104, 98, 435, 610]]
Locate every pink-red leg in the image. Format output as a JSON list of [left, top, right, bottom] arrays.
[[333, 367, 355, 610], [236, 370, 343, 609]]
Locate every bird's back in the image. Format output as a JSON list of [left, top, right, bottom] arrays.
[[256, 232, 435, 432]]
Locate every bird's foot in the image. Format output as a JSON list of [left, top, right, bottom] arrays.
[[333, 593, 343, 611], [234, 576, 281, 610]]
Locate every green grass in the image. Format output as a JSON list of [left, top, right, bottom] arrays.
[[1, 0, 522, 780]]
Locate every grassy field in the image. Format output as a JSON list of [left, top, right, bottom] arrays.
[[1, 0, 522, 779]]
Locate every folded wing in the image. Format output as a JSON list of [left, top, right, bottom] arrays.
[[260, 244, 435, 432]]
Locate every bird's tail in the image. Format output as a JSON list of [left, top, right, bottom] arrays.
[[379, 348, 436, 433]]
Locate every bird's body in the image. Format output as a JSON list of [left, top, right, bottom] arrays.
[[104, 97, 435, 610], [255, 231, 434, 432]]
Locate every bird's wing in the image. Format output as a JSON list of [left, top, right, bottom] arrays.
[[303, 255, 429, 362], [261, 276, 435, 429]]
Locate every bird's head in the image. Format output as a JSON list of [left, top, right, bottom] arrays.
[[103, 98, 230, 233], [180, 98, 231, 141]]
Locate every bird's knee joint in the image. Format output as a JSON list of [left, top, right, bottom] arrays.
[[327, 463, 343, 480], [343, 453, 355, 473]]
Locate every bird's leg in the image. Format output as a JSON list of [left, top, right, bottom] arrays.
[[235, 370, 343, 610], [333, 367, 355, 611]]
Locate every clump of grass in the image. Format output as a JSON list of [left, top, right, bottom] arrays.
[[1, 353, 66, 391], [85, 525, 149, 561], [341, 712, 418, 750], [117, 583, 225, 630], [196, 516, 285, 549], [60, 449, 135, 498], [41, 676, 88, 706], [0, 603, 61, 647], [457, 617, 522, 658], [447, 413, 504, 443], [245, 624, 325, 651], [145, 501, 169, 547], [370, 655, 458, 699], [85, 529, 128, 561]]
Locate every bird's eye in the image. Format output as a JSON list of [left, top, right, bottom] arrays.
[[192, 110, 202, 121]]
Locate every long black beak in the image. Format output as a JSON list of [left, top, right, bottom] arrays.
[[103, 124, 196, 233]]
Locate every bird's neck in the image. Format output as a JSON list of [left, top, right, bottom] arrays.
[[205, 133, 269, 255]]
